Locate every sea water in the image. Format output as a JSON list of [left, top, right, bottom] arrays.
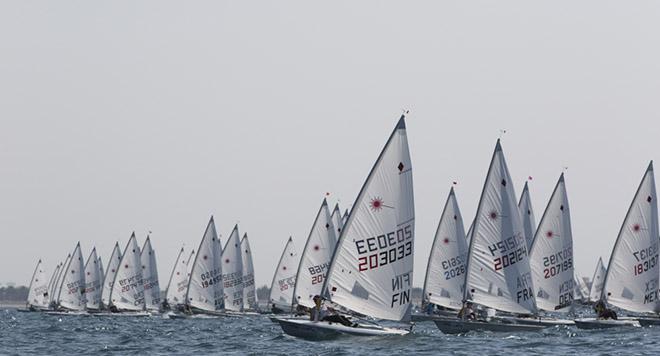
[[0, 307, 657, 355]]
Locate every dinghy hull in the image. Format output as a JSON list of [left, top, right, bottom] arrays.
[[573, 318, 640, 329], [636, 317, 660, 326], [495, 316, 575, 326], [274, 318, 409, 340], [433, 317, 546, 334]]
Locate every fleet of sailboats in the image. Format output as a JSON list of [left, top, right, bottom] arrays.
[[22, 116, 660, 338]]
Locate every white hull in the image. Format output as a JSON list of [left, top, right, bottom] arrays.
[[433, 317, 546, 334], [274, 318, 409, 340], [574, 318, 640, 329]]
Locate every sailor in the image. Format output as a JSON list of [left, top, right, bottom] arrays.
[[311, 295, 355, 327], [310, 295, 329, 321], [594, 300, 617, 320], [457, 301, 476, 320]]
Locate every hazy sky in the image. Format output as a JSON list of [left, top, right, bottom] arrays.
[[1, 1, 659, 289]]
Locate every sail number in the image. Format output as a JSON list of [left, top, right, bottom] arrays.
[[541, 247, 573, 279], [543, 259, 573, 279], [308, 263, 329, 285], [200, 269, 222, 289], [489, 233, 528, 271], [355, 224, 413, 272], [442, 256, 466, 280], [633, 244, 659, 276]]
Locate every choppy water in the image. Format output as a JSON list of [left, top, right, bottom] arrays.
[[1, 307, 659, 355]]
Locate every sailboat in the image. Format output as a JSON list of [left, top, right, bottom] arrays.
[[576, 162, 658, 329], [420, 187, 468, 320], [107, 233, 147, 314], [521, 173, 576, 325], [101, 243, 122, 309], [51, 243, 87, 314], [434, 140, 545, 333], [275, 114, 414, 338], [26, 259, 49, 311], [268, 237, 298, 314], [222, 225, 244, 312], [183, 217, 225, 315], [163, 246, 185, 310], [576, 276, 590, 303], [49, 255, 69, 309], [84, 248, 103, 312], [588, 257, 606, 303], [519, 181, 536, 250], [42, 262, 61, 310], [291, 198, 338, 311], [141, 236, 161, 312], [241, 233, 259, 312]]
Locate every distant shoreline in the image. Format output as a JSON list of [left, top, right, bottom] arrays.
[[0, 302, 24, 309]]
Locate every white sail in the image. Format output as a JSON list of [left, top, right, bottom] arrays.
[[293, 199, 339, 308], [84, 248, 102, 310], [528, 174, 574, 312], [241, 234, 258, 311], [102, 242, 122, 308], [589, 257, 606, 302], [519, 181, 537, 250], [51, 255, 70, 306], [269, 237, 298, 311], [27, 259, 49, 309], [464, 140, 537, 314], [331, 203, 344, 236], [186, 217, 224, 312], [324, 116, 414, 322], [110, 233, 145, 311], [577, 276, 590, 300], [141, 237, 161, 311], [222, 225, 244, 311], [602, 162, 660, 313], [45, 262, 61, 306], [57, 243, 86, 311], [342, 209, 349, 227], [164, 246, 185, 306], [422, 187, 468, 310], [98, 257, 104, 283]]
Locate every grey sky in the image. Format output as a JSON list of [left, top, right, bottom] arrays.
[[1, 1, 659, 288]]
